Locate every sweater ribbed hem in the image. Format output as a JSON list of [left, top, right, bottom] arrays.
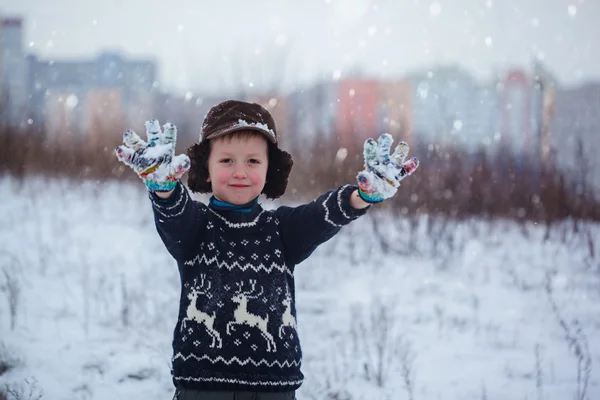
[[173, 372, 303, 392]]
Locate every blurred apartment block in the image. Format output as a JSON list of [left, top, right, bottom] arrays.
[[0, 17, 28, 125], [0, 17, 157, 148], [28, 52, 156, 148], [286, 78, 412, 157], [1, 16, 599, 181]]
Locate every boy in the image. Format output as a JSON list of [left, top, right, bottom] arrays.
[[115, 100, 419, 399]]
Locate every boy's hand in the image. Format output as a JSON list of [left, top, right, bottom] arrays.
[[356, 133, 419, 203], [115, 120, 190, 192]]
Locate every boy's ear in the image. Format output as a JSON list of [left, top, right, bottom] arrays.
[[206, 177, 211, 182]]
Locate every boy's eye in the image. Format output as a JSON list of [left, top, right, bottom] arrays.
[[248, 159, 261, 164], [219, 158, 232, 163]]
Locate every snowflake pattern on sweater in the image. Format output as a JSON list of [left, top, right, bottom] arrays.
[[150, 182, 369, 392]]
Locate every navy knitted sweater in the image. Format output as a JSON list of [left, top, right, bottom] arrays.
[[150, 182, 369, 392]]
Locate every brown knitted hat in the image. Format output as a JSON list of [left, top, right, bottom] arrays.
[[186, 100, 293, 199], [200, 100, 278, 144]]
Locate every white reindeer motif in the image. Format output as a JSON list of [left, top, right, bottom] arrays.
[[279, 294, 297, 339], [181, 274, 222, 348], [227, 280, 277, 352]]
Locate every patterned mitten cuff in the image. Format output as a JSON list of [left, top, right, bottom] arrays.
[[145, 178, 178, 192], [357, 186, 385, 204]]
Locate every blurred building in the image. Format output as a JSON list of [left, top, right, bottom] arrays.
[[551, 82, 600, 190], [498, 69, 532, 161], [27, 51, 157, 146], [82, 88, 127, 148], [335, 78, 381, 154], [43, 90, 82, 147], [531, 60, 559, 167], [0, 17, 28, 126], [378, 80, 413, 144], [286, 77, 413, 156], [494, 62, 561, 171], [407, 65, 499, 152], [286, 82, 338, 154]]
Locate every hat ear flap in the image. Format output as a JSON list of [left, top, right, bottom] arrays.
[[186, 141, 213, 194], [263, 147, 293, 199]]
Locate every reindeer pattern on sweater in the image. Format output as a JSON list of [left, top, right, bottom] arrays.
[[150, 182, 369, 392]]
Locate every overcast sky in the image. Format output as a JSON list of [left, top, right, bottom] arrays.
[[1, 0, 598, 94]]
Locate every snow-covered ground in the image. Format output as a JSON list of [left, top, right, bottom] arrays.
[[1, 176, 599, 400]]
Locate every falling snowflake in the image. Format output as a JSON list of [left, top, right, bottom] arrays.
[[429, 2, 442, 16]]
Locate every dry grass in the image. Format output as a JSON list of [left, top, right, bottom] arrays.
[[286, 131, 599, 223], [1, 122, 598, 223]]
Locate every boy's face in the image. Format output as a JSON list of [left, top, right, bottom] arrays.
[[207, 134, 269, 205]]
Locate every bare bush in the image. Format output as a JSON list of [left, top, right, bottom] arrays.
[[406, 213, 422, 255], [425, 213, 455, 260], [350, 297, 415, 393], [1, 118, 599, 224], [293, 130, 600, 223], [0, 378, 43, 400], [311, 339, 356, 400], [121, 274, 130, 328], [305, 296, 416, 400], [0, 121, 133, 183], [535, 343, 544, 400], [0, 342, 22, 377], [368, 211, 393, 257], [545, 272, 592, 400], [399, 341, 416, 400], [1, 262, 21, 331]]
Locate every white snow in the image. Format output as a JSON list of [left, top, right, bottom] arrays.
[[1, 176, 599, 399], [233, 119, 276, 139]]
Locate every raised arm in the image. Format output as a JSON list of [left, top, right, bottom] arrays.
[[115, 120, 205, 261], [276, 133, 420, 266], [149, 181, 206, 261], [275, 184, 369, 266]]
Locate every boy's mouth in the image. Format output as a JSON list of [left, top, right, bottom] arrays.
[[229, 184, 250, 188]]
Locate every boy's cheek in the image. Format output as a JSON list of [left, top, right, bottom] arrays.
[[215, 175, 230, 185], [250, 170, 267, 185]]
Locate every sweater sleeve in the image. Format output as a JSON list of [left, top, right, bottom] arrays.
[[148, 181, 207, 261], [275, 184, 370, 266]]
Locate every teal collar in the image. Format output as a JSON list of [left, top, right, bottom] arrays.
[[209, 196, 259, 213]]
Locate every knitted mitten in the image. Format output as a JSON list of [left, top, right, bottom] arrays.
[[115, 120, 190, 192], [357, 133, 420, 203]]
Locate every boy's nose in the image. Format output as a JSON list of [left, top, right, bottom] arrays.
[[233, 166, 247, 179]]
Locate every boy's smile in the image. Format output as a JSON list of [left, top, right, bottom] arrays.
[[207, 133, 269, 205]]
